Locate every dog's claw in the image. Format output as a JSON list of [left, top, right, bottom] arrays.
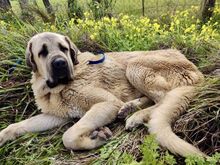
[[90, 127, 112, 141], [90, 130, 99, 139], [101, 127, 112, 138], [118, 102, 136, 119], [97, 130, 108, 140]]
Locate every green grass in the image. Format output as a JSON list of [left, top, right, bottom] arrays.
[[0, 1, 220, 165]]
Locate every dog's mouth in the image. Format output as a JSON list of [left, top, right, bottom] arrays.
[[46, 76, 72, 88], [46, 67, 73, 88]]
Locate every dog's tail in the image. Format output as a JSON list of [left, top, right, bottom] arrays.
[[148, 86, 206, 157]]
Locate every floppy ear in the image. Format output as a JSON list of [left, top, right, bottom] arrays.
[[26, 42, 37, 72], [65, 36, 79, 65]]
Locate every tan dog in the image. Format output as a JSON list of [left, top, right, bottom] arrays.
[[0, 32, 205, 157]]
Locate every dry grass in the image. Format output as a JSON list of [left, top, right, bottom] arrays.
[[174, 77, 220, 155]]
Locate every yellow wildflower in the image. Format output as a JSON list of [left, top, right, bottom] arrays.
[[175, 19, 180, 25], [0, 20, 6, 26], [77, 19, 83, 24], [103, 17, 110, 23], [153, 23, 160, 31], [50, 25, 57, 31], [135, 27, 141, 33], [90, 32, 98, 40], [69, 18, 75, 27], [84, 12, 91, 18], [122, 15, 129, 20]]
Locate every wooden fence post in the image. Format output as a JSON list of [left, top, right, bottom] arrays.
[[42, 0, 55, 20], [201, 0, 216, 22]]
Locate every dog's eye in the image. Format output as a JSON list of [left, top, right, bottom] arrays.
[[38, 44, 48, 57], [59, 43, 68, 53]]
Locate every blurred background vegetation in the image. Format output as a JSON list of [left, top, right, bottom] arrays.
[[0, 0, 220, 164], [0, 0, 219, 21]]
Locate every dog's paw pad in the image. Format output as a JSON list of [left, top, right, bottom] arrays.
[[118, 103, 136, 119], [90, 127, 112, 141]]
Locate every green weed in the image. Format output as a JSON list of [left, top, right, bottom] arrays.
[[93, 135, 220, 165]]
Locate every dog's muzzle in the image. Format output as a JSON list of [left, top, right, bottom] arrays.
[[52, 57, 68, 78], [46, 57, 72, 88]]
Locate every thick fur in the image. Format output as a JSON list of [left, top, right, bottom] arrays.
[[0, 32, 205, 157]]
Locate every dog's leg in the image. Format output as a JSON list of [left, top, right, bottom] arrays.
[[123, 59, 169, 128], [62, 87, 123, 150], [125, 59, 205, 157], [0, 114, 67, 146], [63, 101, 122, 150], [118, 96, 153, 118]]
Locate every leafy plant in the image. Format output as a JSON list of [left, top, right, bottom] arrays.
[[88, 0, 116, 19]]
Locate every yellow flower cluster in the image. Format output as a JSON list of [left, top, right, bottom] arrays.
[[75, 13, 165, 43], [72, 7, 219, 51], [0, 5, 219, 53]]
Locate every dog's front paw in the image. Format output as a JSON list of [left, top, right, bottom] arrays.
[[0, 125, 17, 146], [125, 113, 144, 131], [90, 126, 112, 141], [118, 102, 136, 119]]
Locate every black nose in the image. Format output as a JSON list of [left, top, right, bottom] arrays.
[[52, 58, 67, 69]]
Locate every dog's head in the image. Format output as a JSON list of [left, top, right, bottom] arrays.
[[26, 32, 79, 88]]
